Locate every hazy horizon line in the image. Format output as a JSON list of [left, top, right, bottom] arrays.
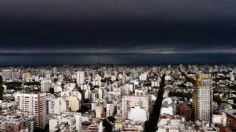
[[0, 46, 236, 54]]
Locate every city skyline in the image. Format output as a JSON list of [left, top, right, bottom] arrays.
[[1, 0, 236, 132], [1, 64, 236, 131]]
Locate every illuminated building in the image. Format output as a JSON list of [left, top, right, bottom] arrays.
[[192, 73, 213, 122]]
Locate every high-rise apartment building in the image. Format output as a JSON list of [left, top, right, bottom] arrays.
[[2, 69, 20, 81], [76, 71, 85, 85], [15, 92, 48, 129], [41, 80, 51, 92], [2, 69, 13, 81], [106, 104, 115, 117], [193, 74, 213, 122]]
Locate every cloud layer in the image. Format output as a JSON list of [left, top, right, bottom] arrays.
[[0, 0, 236, 53]]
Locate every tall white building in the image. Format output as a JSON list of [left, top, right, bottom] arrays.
[[48, 97, 67, 115], [53, 67, 57, 75], [230, 72, 235, 81], [15, 93, 48, 129], [195, 78, 213, 122], [76, 71, 85, 85], [2, 69, 13, 81], [106, 104, 114, 117], [41, 80, 51, 92], [12, 71, 20, 81]]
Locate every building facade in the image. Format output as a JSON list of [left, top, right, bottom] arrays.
[[121, 96, 149, 119], [193, 74, 213, 122], [76, 71, 85, 85], [15, 92, 48, 129]]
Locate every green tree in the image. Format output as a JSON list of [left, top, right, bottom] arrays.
[[214, 95, 222, 105], [49, 88, 54, 94]]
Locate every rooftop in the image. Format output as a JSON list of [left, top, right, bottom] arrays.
[[225, 109, 236, 118]]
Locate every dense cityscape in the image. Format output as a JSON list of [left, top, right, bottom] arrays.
[[0, 64, 235, 132], [1, 0, 236, 131]]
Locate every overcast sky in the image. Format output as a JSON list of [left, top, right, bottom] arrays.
[[0, 0, 236, 53]]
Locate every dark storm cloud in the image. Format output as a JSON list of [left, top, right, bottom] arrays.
[[0, 0, 236, 53]]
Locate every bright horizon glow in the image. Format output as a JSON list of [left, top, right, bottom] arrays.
[[1, 46, 236, 54]]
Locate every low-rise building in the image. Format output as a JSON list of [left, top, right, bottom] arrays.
[[224, 109, 236, 130], [178, 103, 192, 121], [0, 114, 34, 132]]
